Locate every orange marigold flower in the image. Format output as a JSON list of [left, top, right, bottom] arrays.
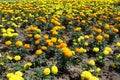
[[113, 28, 119, 33], [41, 46, 47, 50], [48, 42, 53, 47], [24, 44, 30, 49], [62, 48, 73, 58], [5, 41, 12, 46], [96, 35, 103, 42], [35, 40, 40, 45], [16, 41, 23, 47], [27, 34, 32, 38], [89, 34, 94, 39], [43, 34, 49, 39], [60, 43, 67, 48], [103, 34, 110, 39], [35, 49, 42, 55], [75, 48, 81, 53]]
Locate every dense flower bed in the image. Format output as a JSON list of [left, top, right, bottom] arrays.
[[0, 0, 120, 80]]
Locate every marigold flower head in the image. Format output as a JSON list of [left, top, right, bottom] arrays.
[[88, 60, 95, 66], [16, 41, 23, 47], [14, 55, 21, 61], [41, 46, 47, 50], [103, 50, 109, 56], [34, 34, 41, 39], [51, 37, 57, 43], [6, 73, 14, 78], [89, 76, 99, 80], [93, 47, 99, 52], [43, 34, 49, 39], [5, 40, 12, 46], [43, 68, 50, 75], [51, 65, 58, 74], [35, 39, 40, 45], [96, 35, 103, 42], [24, 44, 30, 49], [15, 71, 23, 77], [35, 49, 42, 55], [81, 71, 92, 79], [58, 39, 63, 43], [96, 67, 101, 73], [7, 56, 13, 60], [116, 42, 120, 47], [24, 62, 32, 70]]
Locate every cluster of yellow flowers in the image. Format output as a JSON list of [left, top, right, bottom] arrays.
[[2, 28, 18, 37], [6, 71, 24, 80], [43, 65, 58, 75], [81, 71, 99, 80]]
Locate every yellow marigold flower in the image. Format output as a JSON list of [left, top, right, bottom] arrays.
[[13, 33, 19, 37], [81, 71, 92, 79], [58, 39, 63, 43], [14, 55, 21, 61], [116, 42, 120, 47], [51, 37, 57, 43], [51, 65, 58, 74], [111, 63, 116, 68], [15, 71, 23, 77], [7, 33, 13, 37], [1, 28, 6, 33], [5, 40, 12, 47], [93, 47, 99, 52], [74, 27, 81, 32], [80, 36, 84, 40], [98, 56, 103, 59], [16, 41, 23, 47], [35, 49, 42, 55], [84, 42, 88, 46], [88, 69, 94, 72], [7, 56, 13, 60], [85, 35, 89, 39], [103, 50, 109, 56], [9, 75, 24, 80], [89, 76, 99, 80], [2, 33, 7, 37], [34, 34, 41, 39], [0, 62, 4, 66], [52, 30, 58, 35], [88, 60, 95, 66], [6, 73, 14, 78], [116, 54, 120, 59], [43, 68, 50, 75], [78, 37, 81, 42], [104, 47, 112, 52], [104, 24, 109, 30], [24, 62, 32, 70], [96, 67, 101, 73]]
